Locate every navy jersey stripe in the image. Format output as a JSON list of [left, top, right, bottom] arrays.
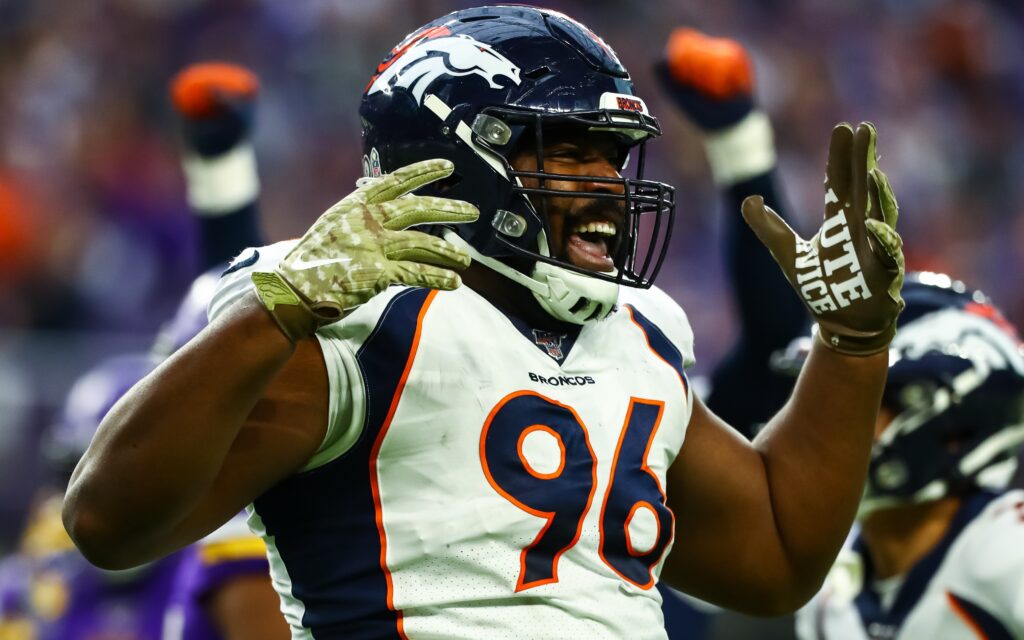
[[947, 591, 1014, 640], [852, 491, 1001, 634], [624, 305, 689, 395], [251, 287, 433, 639]]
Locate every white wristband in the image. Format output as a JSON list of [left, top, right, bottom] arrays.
[[182, 143, 260, 215], [703, 111, 776, 186]]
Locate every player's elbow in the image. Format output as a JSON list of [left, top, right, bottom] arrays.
[[62, 487, 148, 571], [62, 503, 125, 569], [715, 569, 824, 617], [735, 582, 819, 617]]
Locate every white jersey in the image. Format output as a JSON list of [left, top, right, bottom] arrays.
[[210, 242, 697, 640], [796, 489, 1024, 640]]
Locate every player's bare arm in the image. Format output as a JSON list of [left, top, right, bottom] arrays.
[[662, 121, 904, 614], [63, 297, 326, 569], [63, 160, 478, 569]]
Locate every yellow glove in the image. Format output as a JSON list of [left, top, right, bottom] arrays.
[[741, 122, 904, 355], [252, 159, 479, 342]]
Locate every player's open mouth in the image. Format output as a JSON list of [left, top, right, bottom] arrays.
[[566, 219, 617, 272]]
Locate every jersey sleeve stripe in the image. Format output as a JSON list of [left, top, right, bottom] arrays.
[[946, 591, 1015, 640], [624, 304, 689, 398], [367, 288, 438, 639], [248, 286, 433, 638]]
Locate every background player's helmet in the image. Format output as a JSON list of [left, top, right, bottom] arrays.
[[43, 353, 156, 482], [359, 5, 675, 323], [861, 272, 1024, 515], [774, 272, 1024, 516]]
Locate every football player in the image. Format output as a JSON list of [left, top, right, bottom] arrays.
[[64, 7, 905, 639], [655, 27, 807, 439], [790, 274, 1024, 639], [168, 61, 263, 272]]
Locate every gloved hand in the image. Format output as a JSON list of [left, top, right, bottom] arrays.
[[169, 62, 259, 157], [741, 122, 904, 356], [654, 27, 754, 131], [251, 159, 479, 342]]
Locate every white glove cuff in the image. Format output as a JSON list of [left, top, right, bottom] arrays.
[[704, 111, 776, 186]]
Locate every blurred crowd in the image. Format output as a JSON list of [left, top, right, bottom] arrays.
[[2, 0, 1024, 547]]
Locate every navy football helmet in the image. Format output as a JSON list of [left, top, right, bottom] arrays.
[[774, 272, 1024, 516], [863, 272, 1024, 514], [359, 6, 675, 323]]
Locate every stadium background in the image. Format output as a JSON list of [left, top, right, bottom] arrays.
[[1, 0, 1022, 567]]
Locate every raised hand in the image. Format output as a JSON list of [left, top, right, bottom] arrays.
[[169, 62, 259, 157], [252, 159, 479, 342], [654, 27, 755, 131], [741, 122, 904, 355], [654, 27, 775, 187]]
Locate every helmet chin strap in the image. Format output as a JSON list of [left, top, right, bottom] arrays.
[[442, 230, 619, 325]]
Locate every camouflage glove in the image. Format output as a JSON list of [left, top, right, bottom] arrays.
[[741, 122, 904, 356], [252, 159, 478, 343]]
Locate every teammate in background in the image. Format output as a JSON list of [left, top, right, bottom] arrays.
[[169, 61, 264, 273], [64, 7, 905, 639], [791, 274, 1024, 639], [161, 62, 288, 640], [655, 27, 807, 439], [652, 27, 809, 639]]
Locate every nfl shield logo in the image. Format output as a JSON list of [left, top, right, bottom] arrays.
[[532, 329, 565, 361]]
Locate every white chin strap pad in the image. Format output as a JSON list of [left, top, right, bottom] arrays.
[[531, 261, 618, 324], [442, 231, 619, 324]]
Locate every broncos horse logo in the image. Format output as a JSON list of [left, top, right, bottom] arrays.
[[367, 33, 521, 104]]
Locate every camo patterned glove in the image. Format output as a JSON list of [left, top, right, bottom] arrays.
[[252, 159, 478, 342], [741, 122, 904, 356]]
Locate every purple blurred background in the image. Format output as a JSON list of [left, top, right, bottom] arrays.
[[2, 0, 1024, 547]]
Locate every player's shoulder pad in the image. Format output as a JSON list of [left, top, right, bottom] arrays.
[[617, 284, 696, 368], [208, 240, 296, 324]]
